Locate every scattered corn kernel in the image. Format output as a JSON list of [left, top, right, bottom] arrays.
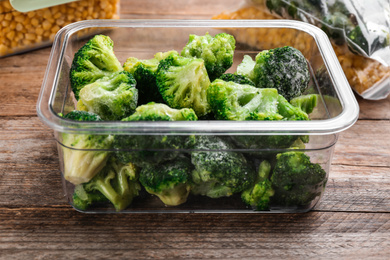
[[0, 0, 120, 57]]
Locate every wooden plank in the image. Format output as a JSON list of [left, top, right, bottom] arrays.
[[119, 0, 241, 18], [0, 209, 388, 259], [332, 120, 390, 167]]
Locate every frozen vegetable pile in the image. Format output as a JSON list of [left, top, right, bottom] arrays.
[[63, 33, 326, 212]]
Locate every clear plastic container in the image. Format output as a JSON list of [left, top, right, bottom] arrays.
[[0, 0, 120, 57], [36, 19, 359, 213]]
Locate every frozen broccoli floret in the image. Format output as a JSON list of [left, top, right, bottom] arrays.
[[190, 136, 255, 198], [290, 94, 318, 114], [82, 157, 141, 211], [70, 35, 123, 99], [181, 32, 236, 80], [236, 55, 256, 79], [139, 156, 192, 206], [61, 111, 114, 185], [207, 79, 283, 121], [123, 51, 178, 105], [218, 73, 255, 86], [113, 103, 197, 167], [72, 184, 108, 211], [252, 46, 310, 101], [241, 160, 274, 211], [156, 53, 211, 117], [277, 95, 309, 120], [271, 151, 327, 207], [78, 71, 138, 121], [124, 102, 198, 121]]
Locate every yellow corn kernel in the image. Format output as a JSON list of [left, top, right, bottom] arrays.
[[2, 20, 9, 27], [5, 13, 13, 21], [36, 27, 44, 36], [43, 9, 52, 19], [15, 23, 23, 31], [31, 18, 39, 27], [27, 11, 36, 18], [51, 25, 60, 33], [6, 31, 15, 40], [42, 20, 51, 30], [14, 15, 25, 23], [25, 33, 36, 41]]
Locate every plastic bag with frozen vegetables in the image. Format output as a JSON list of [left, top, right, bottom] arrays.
[[214, 0, 390, 100]]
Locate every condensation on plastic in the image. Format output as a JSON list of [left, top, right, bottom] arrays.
[[36, 20, 359, 213], [0, 0, 120, 58], [240, 0, 390, 100]]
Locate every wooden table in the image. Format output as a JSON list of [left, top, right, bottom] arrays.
[[1, 1, 389, 258]]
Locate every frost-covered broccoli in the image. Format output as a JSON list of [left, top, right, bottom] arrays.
[[218, 73, 255, 86], [78, 71, 138, 121], [251, 46, 310, 101], [241, 160, 274, 211], [271, 151, 327, 207], [139, 156, 192, 206], [181, 32, 236, 80], [236, 55, 256, 79], [124, 102, 198, 121], [70, 35, 123, 99], [207, 79, 283, 121], [113, 103, 197, 167], [290, 94, 318, 114], [156, 52, 211, 117], [123, 50, 178, 105], [190, 136, 255, 198], [61, 111, 114, 185], [78, 157, 141, 211]]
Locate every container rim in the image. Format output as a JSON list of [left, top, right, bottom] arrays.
[[36, 19, 359, 135]]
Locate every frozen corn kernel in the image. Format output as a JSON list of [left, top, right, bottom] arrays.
[[0, 0, 120, 57]]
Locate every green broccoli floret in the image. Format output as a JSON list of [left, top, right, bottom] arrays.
[[277, 95, 309, 120], [190, 136, 255, 198], [241, 160, 275, 211], [236, 55, 256, 79], [156, 53, 211, 117], [72, 184, 108, 211], [123, 51, 178, 105], [207, 79, 283, 120], [113, 103, 197, 167], [139, 156, 192, 206], [290, 94, 318, 114], [181, 32, 236, 80], [123, 102, 198, 121], [70, 35, 123, 100], [62, 110, 103, 121], [218, 73, 255, 86], [61, 111, 114, 185], [78, 71, 138, 121], [83, 157, 141, 211], [271, 151, 327, 207], [251, 46, 310, 101]]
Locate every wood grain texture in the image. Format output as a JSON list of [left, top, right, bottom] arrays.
[[0, 1, 389, 258], [0, 209, 389, 259]]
